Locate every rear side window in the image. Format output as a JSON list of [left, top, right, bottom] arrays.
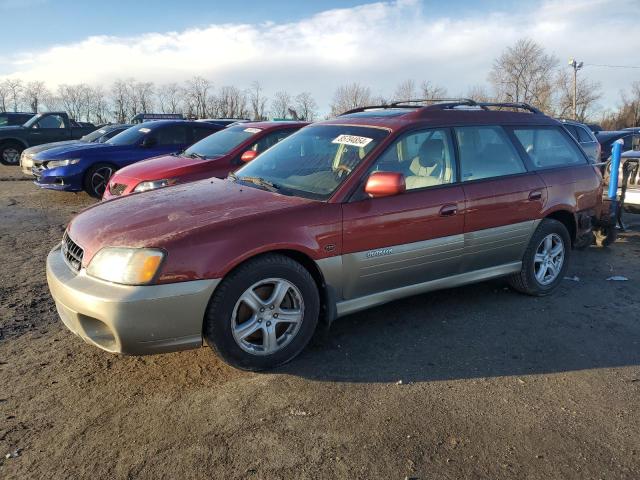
[[192, 125, 218, 142], [454, 126, 526, 181], [513, 127, 586, 168], [576, 126, 594, 143], [155, 125, 188, 145]]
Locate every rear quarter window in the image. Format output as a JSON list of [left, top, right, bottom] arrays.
[[512, 127, 587, 169]]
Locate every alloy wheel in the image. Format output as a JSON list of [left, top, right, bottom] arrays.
[[533, 233, 565, 286], [231, 278, 305, 356], [90, 167, 113, 197], [2, 147, 20, 165]]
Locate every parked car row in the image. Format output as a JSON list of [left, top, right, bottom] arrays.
[[0, 112, 97, 165], [43, 100, 612, 370]]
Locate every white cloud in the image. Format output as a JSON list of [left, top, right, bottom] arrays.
[[1, 0, 638, 114]]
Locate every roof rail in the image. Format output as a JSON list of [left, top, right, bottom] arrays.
[[338, 98, 479, 116], [389, 98, 477, 107], [338, 100, 543, 117], [424, 102, 542, 114]]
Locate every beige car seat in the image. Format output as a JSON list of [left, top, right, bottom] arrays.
[[406, 139, 450, 189]]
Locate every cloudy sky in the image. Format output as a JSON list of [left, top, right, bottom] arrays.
[[1, 0, 638, 114]]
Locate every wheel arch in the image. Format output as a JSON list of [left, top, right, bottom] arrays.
[[544, 209, 576, 245], [216, 248, 336, 332], [0, 137, 28, 149]]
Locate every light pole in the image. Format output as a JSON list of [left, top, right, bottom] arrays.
[[569, 58, 583, 120]]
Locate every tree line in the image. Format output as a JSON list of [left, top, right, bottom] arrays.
[[0, 38, 637, 129]]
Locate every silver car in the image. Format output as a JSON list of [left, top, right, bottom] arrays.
[[557, 119, 601, 163]]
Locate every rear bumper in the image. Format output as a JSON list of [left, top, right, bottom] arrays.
[[46, 245, 220, 355]]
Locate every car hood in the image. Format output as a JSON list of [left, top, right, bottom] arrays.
[[113, 153, 225, 181], [35, 142, 128, 160], [26, 140, 83, 155], [68, 177, 315, 263], [621, 151, 640, 159]]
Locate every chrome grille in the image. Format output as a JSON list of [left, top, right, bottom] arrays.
[[109, 183, 127, 196], [61, 231, 84, 272]]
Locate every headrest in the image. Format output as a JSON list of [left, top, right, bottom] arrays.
[[417, 139, 444, 168]]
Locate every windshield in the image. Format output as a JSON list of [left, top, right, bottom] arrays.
[[0, 118, 6, 126], [233, 125, 389, 200], [106, 126, 148, 146], [184, 125, 258, 157], [81, 128, 109, 142]]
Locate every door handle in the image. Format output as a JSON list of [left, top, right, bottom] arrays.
[[528, 190, 543, 201], [439, 204, 458, 216]]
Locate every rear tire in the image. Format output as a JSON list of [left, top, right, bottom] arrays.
[[0, 141, 24, 166], [508, 219, 571, 296], [83, 163, 116, 198], [204, 254, 320, 371]]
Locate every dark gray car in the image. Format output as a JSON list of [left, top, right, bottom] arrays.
[[557, 119, 600, 163]]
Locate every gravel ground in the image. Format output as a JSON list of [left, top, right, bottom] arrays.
[[1, 164, 639, 479]]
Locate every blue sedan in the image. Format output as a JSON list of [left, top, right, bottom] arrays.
[[31, 120, 222, 197]]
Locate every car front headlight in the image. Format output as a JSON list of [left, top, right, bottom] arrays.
[[86, 247, 165, 285], [133, 178, 176, 193], [46, 158, 80, 169]]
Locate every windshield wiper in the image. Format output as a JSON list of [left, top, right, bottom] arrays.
[[233, 175, 281, 193], [188, 152, 206, 160]]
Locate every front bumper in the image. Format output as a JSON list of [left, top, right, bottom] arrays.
[[46, 245, 220, 355]]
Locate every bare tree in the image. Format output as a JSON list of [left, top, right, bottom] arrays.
[[271, 90, 292, 119], [294, 92, 317, 121], [248, 81, 268, 120], [0, 80, 10, 112], [419, 81, 448, 101], [393, 79, 417, 101], [57, 84, 92, 120], [184, 76, 213, 118], [157, 83, 183, 114], [489, 38, 557, 112], [555, 71, 602, 122], [466, 84, 492, 102], [111, 79, 132, 123], [4, 78, 24, 111], [132, 81, 155, 114], [23, 81, 49, 112], [330, 82, 372, 116], [217, 86, 249, 118]]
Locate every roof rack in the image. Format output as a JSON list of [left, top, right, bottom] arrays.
[[423, 101, 542, 114], [338, 99, 543, 116]]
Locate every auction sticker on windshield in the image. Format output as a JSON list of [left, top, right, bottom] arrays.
[[332, 134, 373, 148], [244, 127, 262, 134], [139, 128, 151, 133]]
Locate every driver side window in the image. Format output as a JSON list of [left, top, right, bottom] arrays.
[[35, 115, 65, 129], [371, 128, 456, 190]]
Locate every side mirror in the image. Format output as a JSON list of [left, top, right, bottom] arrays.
[[142, 136, 157, 148], [364, 172, 406, 198], [240, 150, 258, 163]]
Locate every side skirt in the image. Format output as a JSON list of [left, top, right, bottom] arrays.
[[335, 261, 522, 317]]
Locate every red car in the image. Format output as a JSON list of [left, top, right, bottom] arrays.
[[47, 100, 605, 370], [102, 121, 308, 199]]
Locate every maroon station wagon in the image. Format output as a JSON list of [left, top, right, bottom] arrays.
[[46, 100, 604, 370]]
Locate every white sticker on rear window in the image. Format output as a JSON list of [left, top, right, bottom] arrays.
[[244, 127, 262, 134], [139, 128, 151, 133], [332, 134, 373, 148]]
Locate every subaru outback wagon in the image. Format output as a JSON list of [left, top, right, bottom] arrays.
[[47, 100, 604, 370]]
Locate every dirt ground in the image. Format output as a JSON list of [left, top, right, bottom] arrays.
[[1, 163, 639, 480]]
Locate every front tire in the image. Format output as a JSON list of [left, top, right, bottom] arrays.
[[204, 254, 320, 371], [83, 163, 116, 198], [508, 219, 571, 296], [0, 141, 24, 166]]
